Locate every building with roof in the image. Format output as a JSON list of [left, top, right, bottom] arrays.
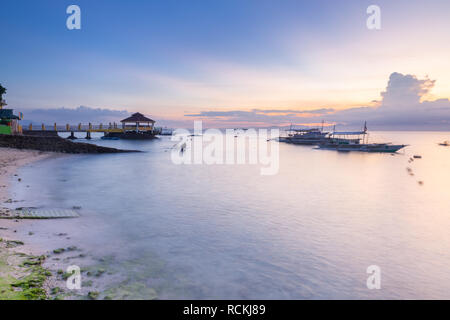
[[120, 112, 155, 132], [102, 112, 158, 139], [0, 106, 22, 135]]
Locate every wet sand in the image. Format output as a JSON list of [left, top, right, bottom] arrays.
[[0, 147, 54, 234], [0, 148, 127, 300], [0, 148, 55, 299], [0, 148, 86, 299]]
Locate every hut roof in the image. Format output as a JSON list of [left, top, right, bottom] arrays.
[[120, 112, 155, 123]]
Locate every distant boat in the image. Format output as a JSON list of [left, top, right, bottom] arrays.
[[317, 122, 407, 153], [279, 122, 329, 145], [159, 127, 173, 136], [318, 142, 407, 153], [438, 141, 450, 146], [283, 128, 329, 145]]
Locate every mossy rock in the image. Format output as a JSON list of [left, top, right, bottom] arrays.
[[87, 291, 99, 300], [51, 287, 62, 295], [5, 240, 24, 248], [10, 265, 50, 300]]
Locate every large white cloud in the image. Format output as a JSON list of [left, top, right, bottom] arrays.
[[381, 72, 435, 107]]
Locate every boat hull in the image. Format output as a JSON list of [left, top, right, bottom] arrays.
[[318, 143, 407, 153]]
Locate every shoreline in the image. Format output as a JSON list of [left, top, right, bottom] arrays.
[[0, 148, 94, 300], [0, 148, 55, 202], [0, 148, 58, 299], [0, 147, 129, 300]]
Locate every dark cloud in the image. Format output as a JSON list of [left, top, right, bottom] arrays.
[[21, 106, 130, 124]]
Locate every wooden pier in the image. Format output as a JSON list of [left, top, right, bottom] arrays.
[[25, 123, 157, 139], [23, 113, 160, 139]]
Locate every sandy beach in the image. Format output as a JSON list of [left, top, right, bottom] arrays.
[[0, 148, 82, 299], [0, 148, 127, 300], [0, 148, 53, 202], [0, 148, 55, 299]]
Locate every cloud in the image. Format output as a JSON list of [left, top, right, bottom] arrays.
[[251, 108, 334, 115], [184, 73, 450, 130], [381, 72, 435, 107], [185, 108, 334, 126], [326, 73, 450, 129], [21, 106, 130, 124], [16, 73, 450, 130]]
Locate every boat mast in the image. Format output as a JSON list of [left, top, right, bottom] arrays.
[[363, 121, 368, 144]]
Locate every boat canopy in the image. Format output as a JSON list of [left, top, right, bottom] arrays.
[[331, 131, 366, 135], [292, 128, 322, 132]]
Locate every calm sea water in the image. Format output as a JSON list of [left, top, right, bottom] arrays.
[[10, 131, 450, 299]]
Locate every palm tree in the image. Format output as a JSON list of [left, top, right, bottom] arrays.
[[0, 84, 6, 101]]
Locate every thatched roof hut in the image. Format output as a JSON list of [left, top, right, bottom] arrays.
[[120, 112, 155, 124]]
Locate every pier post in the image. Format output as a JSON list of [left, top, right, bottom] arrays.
[[67, 131, 77, 140], [86, 131, 91, 140]]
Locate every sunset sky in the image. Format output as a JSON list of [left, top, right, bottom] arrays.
[[1, 0, 450, 128]]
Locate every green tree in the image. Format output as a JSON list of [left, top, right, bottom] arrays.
[[0, 84, 6, 101]]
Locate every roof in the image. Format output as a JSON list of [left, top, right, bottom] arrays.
[[120, 112, 155, 123], [0, 109, 19, 119]]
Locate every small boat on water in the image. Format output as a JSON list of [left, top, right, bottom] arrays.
[[279, 123, 329, 145], [438, 141, 450, 146], [317, 122, 407, 153], [159, 127, 173, 136]]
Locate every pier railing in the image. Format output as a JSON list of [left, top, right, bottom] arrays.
[[25, 123, 155, 133]]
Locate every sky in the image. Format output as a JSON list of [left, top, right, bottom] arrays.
[[1, 0, 450, 129]]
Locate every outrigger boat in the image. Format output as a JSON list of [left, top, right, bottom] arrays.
[[317, 122, 407, 153], [279, 122, 329, 145]]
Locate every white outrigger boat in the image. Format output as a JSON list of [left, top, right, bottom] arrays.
[[279, 122, 329, 145], [317, 123, 407, 153], [279, 128, 329, 145]]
